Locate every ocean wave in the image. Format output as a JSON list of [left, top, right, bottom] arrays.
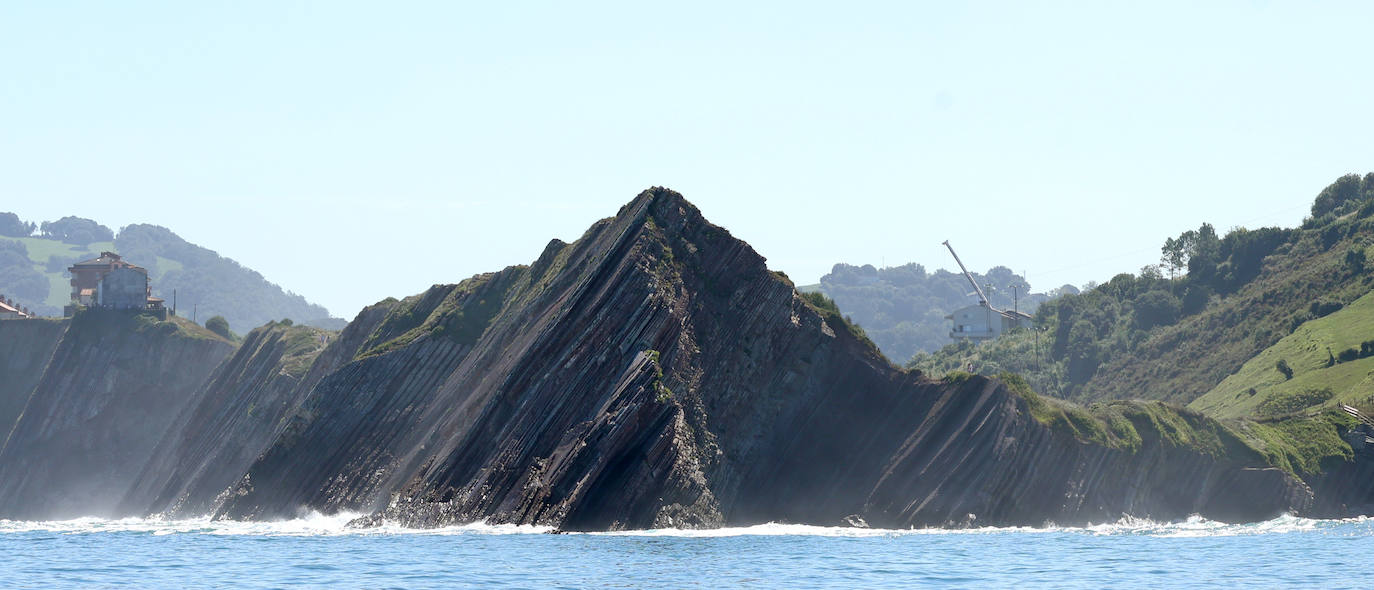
[[0, 513, 1365, 538]]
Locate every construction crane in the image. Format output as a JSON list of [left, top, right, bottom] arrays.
[[942, 240, 993, 310]]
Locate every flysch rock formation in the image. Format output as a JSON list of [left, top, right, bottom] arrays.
[[0, 313, 233, 520], [2, 188, 1370, 528], [129, 189, 1331, 529], [0, 318, 66, 438]]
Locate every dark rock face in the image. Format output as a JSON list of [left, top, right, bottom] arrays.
[[150, 189, 1314, 529], [0, 312, 233, 520], [1, 189, 1367, 529], [0, 318, 67, 437], [1302, 452, 1374, 518], [118, 314, 389, 518]]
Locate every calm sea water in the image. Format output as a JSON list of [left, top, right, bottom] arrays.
[[1, 514, 1369, 589]]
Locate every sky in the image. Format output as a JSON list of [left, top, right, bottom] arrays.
[[3, 1, 1373, 320]]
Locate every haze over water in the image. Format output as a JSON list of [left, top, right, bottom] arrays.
[[2, 514, 1369, 588]]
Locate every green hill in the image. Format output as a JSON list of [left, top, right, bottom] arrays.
[[0, 215, 342, 334], [1191, 287, 1374, 419], [909, 172, 1374, 420]]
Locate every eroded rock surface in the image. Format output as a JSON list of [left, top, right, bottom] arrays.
[[0, 313, 233, 519], [3, 188, 1370, 528]]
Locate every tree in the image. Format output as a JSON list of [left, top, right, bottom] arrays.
[[204, 316, 234, 340], [1133, 290, 1181, 331], [1186, 223, 1221, 281], [1161, 236, 1187, 278], [1311, 173, 1364, 219], [39, 216, 113, 245], [1276, 359, 1293, 380], [1346, 246, 1366, 274], [0, 212, 35, 237], [0, 240, 49, 305], [1065, 319, 1101, 384]]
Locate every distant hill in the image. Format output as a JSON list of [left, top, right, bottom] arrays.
[[812, 262, 1065, 363], [0, 215, 343, 334]]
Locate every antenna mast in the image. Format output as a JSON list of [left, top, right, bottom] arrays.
[[943, 240, 993, 309]]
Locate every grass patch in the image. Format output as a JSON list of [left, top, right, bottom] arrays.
[[1192, 289, 1374, 418], [1255, 387, 1335, 418], [996, 372, 1275, 460], [356, 270, 519, 359], [1229, 410, 1358, 475], [1000, 371, 1117, 448], [799, 291, 877, 349], [277, 324, 331, 379]]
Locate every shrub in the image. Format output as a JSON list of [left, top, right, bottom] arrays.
[[1257, 387, 1334, 417], [1360, 340, 1374, 358], [1310, 299, 1343, 318], [1276, 359, 1294, 380], [1346, 247, 1367, 274], [205, 315, 233, 340], [1132, 290, 1181, 330], [1338, 347, 1360, 363]]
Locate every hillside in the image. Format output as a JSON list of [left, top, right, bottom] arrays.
[[908, 172, 1374, 421], [0, 215, 343, 333], [810, 262, 1061, 363], [1190, 289, 1374, 419]]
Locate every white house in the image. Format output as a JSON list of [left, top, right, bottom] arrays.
[[947, 303, 1032, 343], [0, 295, 30, 320]]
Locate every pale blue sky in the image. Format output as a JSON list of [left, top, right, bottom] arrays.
[[3, 1, 1371, 319]]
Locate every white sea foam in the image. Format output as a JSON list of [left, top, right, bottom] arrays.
[[0, 512, 1364, 538]]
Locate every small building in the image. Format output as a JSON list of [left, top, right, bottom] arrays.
[[947, 303, 1032, 343], [0, 295, 31, 320], [65, 252, 167, 319]]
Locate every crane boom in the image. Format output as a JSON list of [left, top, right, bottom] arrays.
[[943, 240, 992, 308]]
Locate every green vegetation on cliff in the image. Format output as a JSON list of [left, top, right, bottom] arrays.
[[996, 371, 1355, 479], [911, 173, 1374, 412]]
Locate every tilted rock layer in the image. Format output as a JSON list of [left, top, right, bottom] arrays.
[[0, 313, 233, 519], [3, 188, 1371, 528]]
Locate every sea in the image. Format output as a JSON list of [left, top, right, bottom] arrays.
[[1, 514, 1370, 589]]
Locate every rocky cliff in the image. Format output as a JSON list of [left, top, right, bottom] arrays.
[[0, 318, 66, 437], [4, 188, 1371, 529], [120, 310, 393, 518], [128, 188, 1328, 529], [0, 311, 234, 520]]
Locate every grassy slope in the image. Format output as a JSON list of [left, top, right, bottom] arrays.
[[1084, 221, 1374, 405], [994, 371, 1358, 478], [1191, 288, 1374, 419]]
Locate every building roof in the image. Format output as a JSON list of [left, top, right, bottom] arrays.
[[70, 251, 146, 273], [0, 299, 26, 316]]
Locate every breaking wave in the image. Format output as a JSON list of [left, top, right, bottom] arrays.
[[0, 512, 1366, 538]]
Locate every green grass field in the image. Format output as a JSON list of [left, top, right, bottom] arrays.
[[1191, 289, 1374, 419]]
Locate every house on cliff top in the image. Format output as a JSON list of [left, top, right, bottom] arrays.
[[0, 295, 31, 320], [65, 252, 167, 319]]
